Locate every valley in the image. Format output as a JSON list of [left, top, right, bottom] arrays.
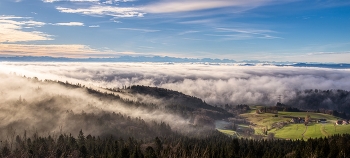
[[219, 108, 350, 139]]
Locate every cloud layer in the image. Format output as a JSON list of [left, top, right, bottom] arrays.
[[2, 62, 350, 106], [143, 0, 274, 13], [56, 5, 144, 18], [0, 16, 52, 43]]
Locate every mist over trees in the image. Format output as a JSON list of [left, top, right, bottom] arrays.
[[2, 62, 350, 106], [0, 73, 230, 140], [283, 89, 350, 118], [1, 63, 350, 157]]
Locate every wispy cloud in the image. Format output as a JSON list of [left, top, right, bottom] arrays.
[[143, 0, 277, 13], [306, 51, 350, 56], [0, 16, 52, 43], [0, 44, 97, 57], [216, 27, 276, 34], [52, 22, 84, 26], [204, 27, 280, 40], [0, 44, 134, 58], [89, 25, 100, 28], [117, 27, 160, 33], [178, 30, 199, 35], [103, 0, 135, 4], [56, 5, 145, 18], [0, 44, 147, 58], [0, 16, 30, 20], [178, 19, 217, 24]]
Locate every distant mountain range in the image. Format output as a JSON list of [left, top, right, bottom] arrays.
[[1, 56, 349, 69], [0, 56, 236, 63]]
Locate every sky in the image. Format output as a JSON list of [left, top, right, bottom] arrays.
[[0, 0, 350, 62]]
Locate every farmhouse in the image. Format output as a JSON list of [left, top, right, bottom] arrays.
[[290, 117, 305, 124], [336, 120, 343, 125]]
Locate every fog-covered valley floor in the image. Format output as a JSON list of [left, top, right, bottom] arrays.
[[1, 62, 350, 136], [1, 62, 350, 157], [2, 62, 350, 106]]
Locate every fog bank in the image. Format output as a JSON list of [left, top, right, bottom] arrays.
[[1, 62, 350, 105]]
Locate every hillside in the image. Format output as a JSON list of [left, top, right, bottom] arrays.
[[237, 107, 350, 139], [128, 85, 233, 119], [284, 89, 350, 118], [0, 74, 234, 140]]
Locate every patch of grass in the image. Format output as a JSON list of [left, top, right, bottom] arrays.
[[237, 124, 250, 128], [240, 112, 290, 128], [303, 124, 326, 139], [273, 123, 350, 139], [278, 112, 339, 121], [272, 124, 306, 140], [239, 110, 348, 139], [324, 124, 350, 135]]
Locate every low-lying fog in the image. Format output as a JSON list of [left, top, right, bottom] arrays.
[[0, 72, 192, 139], [2, 62, 350, 106]]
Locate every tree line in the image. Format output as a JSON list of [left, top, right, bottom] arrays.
[[2, 130, 350, 158]]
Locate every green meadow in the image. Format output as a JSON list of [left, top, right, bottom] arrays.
[[228, 107, 350, 140]]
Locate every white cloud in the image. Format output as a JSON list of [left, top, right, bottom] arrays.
[[178, 30, 199, 35], [56, 5, 145, 18], [0, 16, 30, 20], [102, 0, 136, 4], [117, 27, 160, 33], [203, 27, 280, 40], [0, 44, 102, 57], [89, 25, 100, 27], [0, 44, 144, 58], [143, 0, 275, 13], [52, 22, 84, 26], [306, 51, 350, 56], [0, 16, 52, 43], [216, 27, 276, 34]]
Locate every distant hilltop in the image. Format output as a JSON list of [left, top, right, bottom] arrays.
[[0, 55, 236, 63], [0, 56, 349, 69]]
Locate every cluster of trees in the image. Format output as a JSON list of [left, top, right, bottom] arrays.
[[128, 85, 233, 120], [223, 104, 251, 115], [129, 86, 229, 112], [2, 130, 350, 158], [63, 111, 174, 140], [285, 89, 350, 118]]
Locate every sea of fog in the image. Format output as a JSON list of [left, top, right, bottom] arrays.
[[1, 62, 350, 106]]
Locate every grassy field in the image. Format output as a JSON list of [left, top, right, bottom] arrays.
[[278, 111, 340, 121], [238, 108, 350, 139], [271, 124, 306, 139]]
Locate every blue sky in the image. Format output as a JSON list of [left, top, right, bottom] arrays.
[[0, 0, 350, 62]]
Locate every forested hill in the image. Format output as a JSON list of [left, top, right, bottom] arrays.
[[0, 74, 233, 142], [129, 85, 231, 117], [284, 89, 350, 117], [54, 81, 233, 129]]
